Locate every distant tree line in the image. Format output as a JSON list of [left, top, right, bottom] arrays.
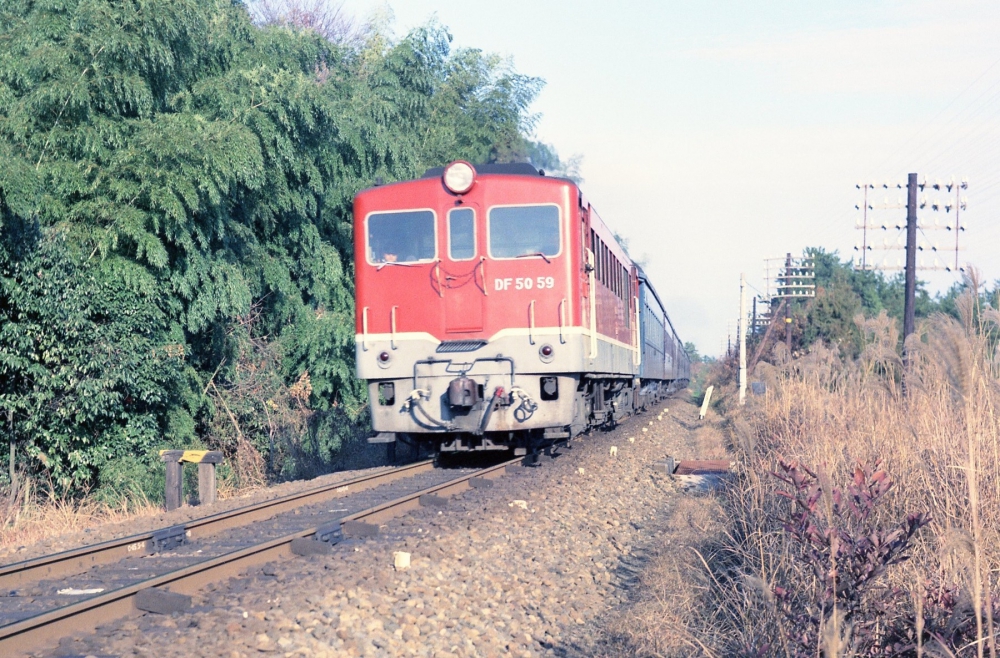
[[0, 0, 563, 501], [757, 247, 994, 359]]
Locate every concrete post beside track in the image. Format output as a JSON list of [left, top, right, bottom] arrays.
[[699, 386, 714, 420], [159, 450, 224, 510], [160, 450, 184, 512], [739, 273, 747, 406]]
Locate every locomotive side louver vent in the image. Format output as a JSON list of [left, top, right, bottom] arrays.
[[436, 339, 488, 353]]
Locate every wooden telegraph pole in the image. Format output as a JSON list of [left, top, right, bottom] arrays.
[[784, 253, 793, 351], [902, 173, 918, 390], [739, 273, 747, 405], [853, 172, 969, 393]]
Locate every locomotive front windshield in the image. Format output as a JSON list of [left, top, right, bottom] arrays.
[[366, 210, 436, 264], [448, 208, 476, 260], [488, 205, 561, 258]]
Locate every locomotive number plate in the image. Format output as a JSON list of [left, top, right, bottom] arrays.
[[494, 277, 555, 291]]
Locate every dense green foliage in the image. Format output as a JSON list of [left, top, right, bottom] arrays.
[[0, 0, 544, 498], [0, 222, 184, 497]]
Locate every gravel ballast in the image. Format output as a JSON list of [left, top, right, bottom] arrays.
[[2, 465, 399, 564], [37, 396, 713, 657]]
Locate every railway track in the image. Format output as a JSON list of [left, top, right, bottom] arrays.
[[0, 453, 534, 656]]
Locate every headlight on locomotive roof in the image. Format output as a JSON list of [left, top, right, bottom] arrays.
[[443, 161, 476, 195]]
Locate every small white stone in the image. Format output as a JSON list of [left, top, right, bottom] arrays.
[[609, 446, 618, 457], [510, 500, 528, 509], [393, 551, 411, 570], [57, 588, 104, 596], [578, 467, 585, 475], [642, 427, 648, 433], [628, 437, 635, 443]]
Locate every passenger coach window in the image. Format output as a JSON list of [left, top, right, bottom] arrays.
[[448, 208, 476, 260], [488, 205, 560, 258], [367, 210, 435, 264]]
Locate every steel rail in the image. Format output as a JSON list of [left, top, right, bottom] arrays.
[[0, 459, 435, 592], [0, 454, 527, 656]]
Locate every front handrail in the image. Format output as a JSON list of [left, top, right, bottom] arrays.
[[633, 296, 641, 367], [479, 257, 488, 295], [433, 260, 444, 298], [587, 249, 597, 358], [558, 298, 567, 344], [361, 306, 369, 351], [412, 356, 516, 390], [528, 300, 536, 346], [390, 305, 399, 350]]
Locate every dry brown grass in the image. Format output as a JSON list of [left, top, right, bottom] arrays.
[[596, 491, 730, 658], [0, 468, 253, 557], [0, 478, 161, 553], [682, 278, 1000, 656], [623, 496, 730, 657], [593, 400, 733, 658]]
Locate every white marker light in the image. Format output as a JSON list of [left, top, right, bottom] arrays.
[[443, 161, 476, 194]]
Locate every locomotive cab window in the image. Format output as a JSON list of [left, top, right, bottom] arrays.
[[448, 208, 476, 260], [366, 210, 436, 264], [488, 205, 561, 258]]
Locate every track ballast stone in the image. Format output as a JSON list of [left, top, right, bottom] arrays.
[[2, 464, 398, 564], [41, 398, 706, 658]]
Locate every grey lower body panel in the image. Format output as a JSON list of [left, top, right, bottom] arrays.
[[369, 374, 580, 436], [359, 330, 653, 450]]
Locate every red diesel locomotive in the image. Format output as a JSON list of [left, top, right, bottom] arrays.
[[354, 161, 689, 453]]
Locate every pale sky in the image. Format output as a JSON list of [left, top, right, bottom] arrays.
[[341, 0, 1000, 355]]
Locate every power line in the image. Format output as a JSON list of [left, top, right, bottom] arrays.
[[805, 53, 1000, 252], [874, 53, 1000, 181]]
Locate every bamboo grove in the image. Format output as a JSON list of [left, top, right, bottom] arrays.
[[0, 0, 559, 500]]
